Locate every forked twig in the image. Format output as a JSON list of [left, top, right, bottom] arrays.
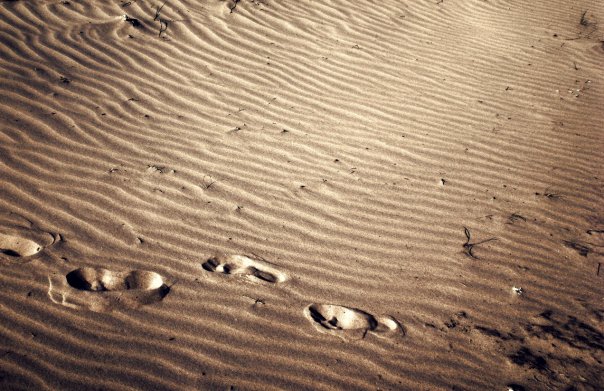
[[153, 1, 169, 37], [463, 227, 497, 259]]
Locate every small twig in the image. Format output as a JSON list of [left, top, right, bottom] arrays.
[[563, 11, 598, 41], [539, 191, 562, 200], [597, 262, 601, 276], [123, 15, 142, 28], [464, 227, 472, 245], [463, 227, 497, 259], [122, 0, 141, 7], [158, 19, 168, 37], [155, 0, 168, 21], [243, 295, 266, 306], [201, 175, 216, 189], [563, 240, 591, 257], [230, 0, 240, 13], [509, 213, 527, 223], [580, 10, 589, 26]]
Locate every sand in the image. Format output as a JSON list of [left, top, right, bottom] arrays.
[[0, 0, 603, 390]]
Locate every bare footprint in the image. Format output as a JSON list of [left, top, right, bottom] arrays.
[[201, 254, 287, 283], [304, 304, 404, 341], [0, 213, 59, 259], [0, 233, 43, 257], [49, 267, 169, 312]]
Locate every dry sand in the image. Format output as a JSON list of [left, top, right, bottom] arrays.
[[1, 0, 603, 389]]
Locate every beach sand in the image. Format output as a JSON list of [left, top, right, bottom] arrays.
[[1, 0, 603, 389]]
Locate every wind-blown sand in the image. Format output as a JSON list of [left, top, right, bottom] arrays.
[[1, 0, 603, 389]]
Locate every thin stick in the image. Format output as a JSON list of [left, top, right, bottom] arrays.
[[155, 0, 168, 21], [159, 19, 168, 37]]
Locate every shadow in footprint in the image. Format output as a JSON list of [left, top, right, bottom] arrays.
[[201, 255, 287, 283], [304, 303, 404, 341], [0, 233, 44, 258], [49, 267, 169, 312]]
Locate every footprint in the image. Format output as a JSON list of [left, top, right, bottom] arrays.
[[0, 233, 44, 257], [66, 268, 167, 292], [49, 267, 169, 312], [201, 254, 287, 283], [304, 304, 404, 341]]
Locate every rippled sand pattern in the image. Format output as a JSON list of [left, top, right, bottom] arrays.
[[0, 0, 603, 390]]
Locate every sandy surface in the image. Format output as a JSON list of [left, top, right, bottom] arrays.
[[1, 0, 603, 390]]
